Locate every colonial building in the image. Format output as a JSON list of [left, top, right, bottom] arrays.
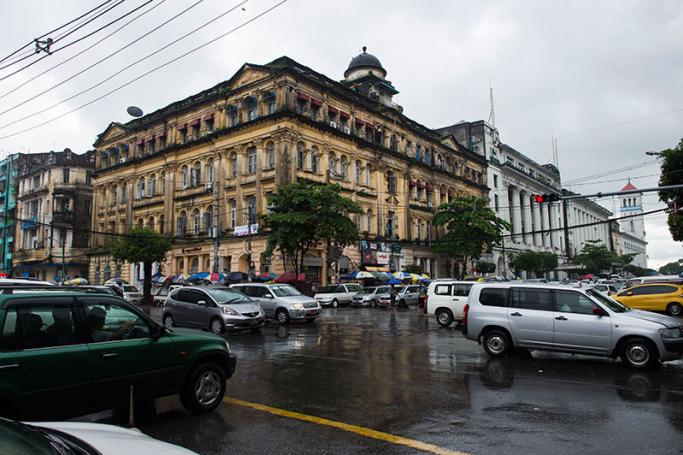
[[0, 153, 26, 274], [437, 120, 565, 278], [89, 51, 487, 285], [563, 189, 613, 257], [14, 149, 93, 281], [618, 181, 648, 268]]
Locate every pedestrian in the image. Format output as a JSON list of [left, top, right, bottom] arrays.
[[390, 284, 397, 308]]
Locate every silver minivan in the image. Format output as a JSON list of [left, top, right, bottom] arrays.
[[464, 283, 683, 368], [231, 283, 320, 324], [163, 286, 265, 334]]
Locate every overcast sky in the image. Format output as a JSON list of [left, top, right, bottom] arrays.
[[0, 0, 681, 269]]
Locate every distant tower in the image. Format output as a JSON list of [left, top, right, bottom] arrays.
[[342, 47, 400, 110], [620, 179, 645, 240]]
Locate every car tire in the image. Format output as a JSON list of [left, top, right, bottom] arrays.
[[180, 362, 226, 414], [331, 299, 339, 308], [666, 302, 682, 317], [370, 299, 376, 308], [209, 317, 225, 335], [482, 329, 511, 358], [163, 314, 175, 328], [621, 337, 658, 369], [435, 308, 454, 327], [276, 308, 290, 324]]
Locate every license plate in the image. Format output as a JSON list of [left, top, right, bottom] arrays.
[[308, 310, 319, 315]]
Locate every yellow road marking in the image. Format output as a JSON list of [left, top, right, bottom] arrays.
[[223, 396, 469, 455]]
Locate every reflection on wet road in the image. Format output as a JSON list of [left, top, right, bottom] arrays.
[[137, 308, 683, 455]]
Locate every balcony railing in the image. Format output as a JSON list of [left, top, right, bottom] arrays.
[[20, 217, 38, 230], [52, 212, 74, 224]]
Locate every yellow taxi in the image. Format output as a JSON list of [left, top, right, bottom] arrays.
[[613, 283, 683, 317]]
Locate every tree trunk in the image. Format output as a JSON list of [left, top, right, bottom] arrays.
[[143, 260, 152, 308], [461, 256, 468, 280]]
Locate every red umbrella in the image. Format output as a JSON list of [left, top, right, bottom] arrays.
[[275, 272, 305, 283]]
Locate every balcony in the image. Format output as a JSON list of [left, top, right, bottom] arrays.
[[133, 193, 164, 208], [14, 248, 48, 262], [175, 184, 212, 200], [19, 185, 48, 199], [20, 217, 38, 230], [52, 212, 74, 225]]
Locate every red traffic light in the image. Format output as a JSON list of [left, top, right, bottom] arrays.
[[533, 193, 560, 203], [533, 194, 544, 203]]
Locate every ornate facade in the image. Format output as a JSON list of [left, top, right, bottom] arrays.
[[89, 51, 487, 285]]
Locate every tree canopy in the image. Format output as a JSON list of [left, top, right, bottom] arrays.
[[477, 261, 496, 275], [261, 181, 363, 277], [106, 227, 172, 305], [572, 240, 633, 275], [508, 251, 558, 277], [433, 195, 511, 278], [657, 138, 683, 241], [659, 261, 683, 275]]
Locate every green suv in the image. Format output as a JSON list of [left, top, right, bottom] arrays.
[[0, 292, 236, 420]]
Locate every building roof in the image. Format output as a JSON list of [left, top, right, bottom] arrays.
[[621, 181, 638, 191], [344, 47, 385, 77]]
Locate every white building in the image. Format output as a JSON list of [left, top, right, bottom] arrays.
[[437, 120, 566, 278], [618, 181, 648, 268], [563, 190, 613, 257]]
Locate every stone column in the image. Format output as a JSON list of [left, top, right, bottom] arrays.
[[522, 192, 532, 245], [510, 187, 522, 243], [541, 201, 550, 248], [533, 202, 542, 246]]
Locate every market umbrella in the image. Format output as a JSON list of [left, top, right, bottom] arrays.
[[209, 272, 225, 282], [257, 271, 278, 281], [393, 271, 411, 279], [409, 273, 422, 282], [355, 271, 374, 279], [105, 277, 127, 286], [387, 278, 403, 285], [226, 271, 249, 283], [189, 272, 210, 282], [64, 277, 88, 285], [344, 271, 359, 280], [151, 275, 167, 284], [171, 274, 189, 284], [275, 272, 305, 283]]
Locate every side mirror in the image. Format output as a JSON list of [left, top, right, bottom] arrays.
[[626, 291, 633, 296], [151, 325, 166, 341], [592, 307, 607, 317], [197, 300, 207, 306], [263, 294, 274, 299]]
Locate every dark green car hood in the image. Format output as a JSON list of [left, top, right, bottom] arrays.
[[165, 327, 228, 345]]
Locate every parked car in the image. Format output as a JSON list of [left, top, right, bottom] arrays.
[[463, 283, 683, 368], [589, 283, 618, 296], [231, 283, 320, 324], [425, 280, 474, 326], [0, 278, 54, 287], [121, 284, 142, 304], [0, 417, 198, 454], [314, 283, 363, 307], [352, 286, 390, 307], [154, 284, 185, 306], [613, 283, 683, 317], [0, 292, 236, 420], [377, 285, 422, 307], [163, 286, 265, 334], [624, 275, 683, 289]]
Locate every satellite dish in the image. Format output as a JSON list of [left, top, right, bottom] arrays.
[[127, 106, 143, 117]]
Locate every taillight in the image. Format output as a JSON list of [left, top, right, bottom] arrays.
[[463, 303, 470, 327]]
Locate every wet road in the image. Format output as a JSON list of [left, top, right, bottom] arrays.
[[126, 308, 683, 454]]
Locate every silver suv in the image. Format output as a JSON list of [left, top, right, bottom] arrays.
[[231, 283, 320, 324], [163, 286, 265, 334], [464, 283, 683, 369]]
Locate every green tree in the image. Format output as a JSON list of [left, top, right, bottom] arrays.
[[624, 264, 659, 277], [659, 261, 683, 275], [477, 261, 496, 275], [261, 182, 362, 277], [508, 251, 558, 277], [572, 241, 633, 275], [656, 138, 683, 241], [433, 195, 511, 279], [403, 263, 423, 274], [105, 227, 172, 306]]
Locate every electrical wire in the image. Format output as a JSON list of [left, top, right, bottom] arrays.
[[563, 159, 659, 185], [0, 0, 289, 141], [0, 0, 167, 102]]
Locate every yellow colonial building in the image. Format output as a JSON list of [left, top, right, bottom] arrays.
[[89, 50, 487, 284]]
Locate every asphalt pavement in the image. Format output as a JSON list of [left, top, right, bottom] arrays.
[[92, 306, 683, 455]]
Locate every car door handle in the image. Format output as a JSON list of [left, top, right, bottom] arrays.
[[0, 363, 19, 371], [555, 316, 568, 321], [452, 298, 459, 301], [510, 312, 522, 317], [101, 352, 118, 359]]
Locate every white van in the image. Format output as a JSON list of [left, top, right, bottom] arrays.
[[426, 280, 475, 327]]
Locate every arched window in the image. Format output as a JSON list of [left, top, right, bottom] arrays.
[[148, 174, 156, 196], [340, 156, 348, 179], [160, 171, 165, 194], [296, 142, 305, 170], [424, 149, 431, 165], [390, 134, 398, 152], [386, 170, 397, 195], [147, 216, 155, 229], [206, 159, 214, 183], [193, 209, 201, 234], [355, 161, 362, 184], [328, 152, 336, 176], [310, 146, 319, 174], [266, 141, 275, 169], [243, 96, 258, 121], [263, 91, 277, 114], [159, 215, 164, 234], [177, 258, 185, 274], [228, 105, 239, 126], [230, 152, 237, 177], [136, 218, 143, 229], [177, 211, 187, 234], [103, 265, 111, 281], [205, 205, 214, 233], [365, 164, 372, 186], [190, 257, 199, 274], [180, 165, 189, 189], [191, 161, 201, 187], [110, 186, 117, 205], [366, 209, 373, 233], [247, 147, 257, 174], [136, 178, 145, 199]]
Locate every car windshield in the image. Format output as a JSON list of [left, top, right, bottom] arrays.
[[586, 289, 630, 313], [358, 288, 376, 294], [0, 419, 96, 455], [206, 288, 251, 304], [317, 286, 341, 293], [271, 285, 302, 297], [376, 286, 390, 294], [123, 286, 138, 293]]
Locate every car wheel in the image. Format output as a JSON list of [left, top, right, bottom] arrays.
[[435, 308, 454, 327], [621, 337, 658, 369], [163, 314, 175, 328], [370, 299, 376, 308], [482, 329, 511, 357], [331, 299, 339, 308], [209, 317, 224, 335], [666, 302, 682, 317], [180, 362, 226, 413], [276, 309, 290, 324]]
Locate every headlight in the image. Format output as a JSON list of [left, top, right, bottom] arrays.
[[222, 306, 240, 316], [291, 303, 304, 310], [660, 328, 682, 339]]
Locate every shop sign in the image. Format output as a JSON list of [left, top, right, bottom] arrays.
[[234, 223, 259, 237], [376, 252, 390, 265]]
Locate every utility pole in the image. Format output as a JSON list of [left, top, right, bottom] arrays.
[[61, 230, 66, 283], [212, 197, 220, 274], [562, 198, 571, 259]]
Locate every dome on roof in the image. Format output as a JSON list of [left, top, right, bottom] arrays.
[[344, 47, 386, 78]]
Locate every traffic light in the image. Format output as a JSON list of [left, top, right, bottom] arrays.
[[532, 193, 560, 203]]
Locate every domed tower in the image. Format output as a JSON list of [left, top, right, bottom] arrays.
[[619, 179, 645, 240], [343, 47, 399, 109]]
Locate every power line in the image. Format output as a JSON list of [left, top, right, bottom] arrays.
[[563, 159, 658, 185], [0, 0, 114, 64], [0, 0, 289, 141]]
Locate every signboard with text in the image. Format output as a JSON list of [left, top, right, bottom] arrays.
[[234, 224, 259, 237]]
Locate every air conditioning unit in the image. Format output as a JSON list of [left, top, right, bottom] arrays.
[[343, 127, 351, 134], [205, 182, 213, 192], [330, 121, 337, 128], [33, 240, 42, 249]]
